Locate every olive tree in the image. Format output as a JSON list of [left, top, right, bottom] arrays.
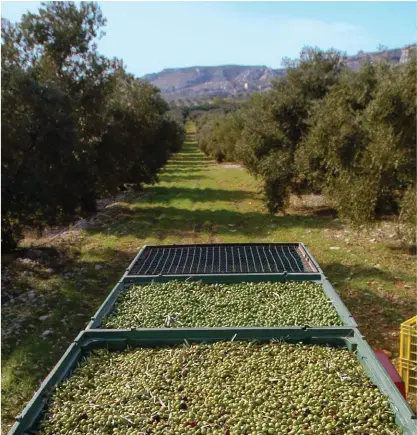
[[197, 111, 243, 163], [1, 2, 185, 250], [235, 47, 346, 212], [298, 59, 416, 227]]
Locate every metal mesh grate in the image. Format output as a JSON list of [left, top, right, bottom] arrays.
[[128, 244, 316, 276]]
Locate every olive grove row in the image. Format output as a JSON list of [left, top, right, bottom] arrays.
[[2, 2, 185, 250], [193, 48, 416, 244]]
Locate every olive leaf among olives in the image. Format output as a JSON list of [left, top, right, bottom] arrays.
[[102, 281, 344, 329], [36, 341, 401, 434]]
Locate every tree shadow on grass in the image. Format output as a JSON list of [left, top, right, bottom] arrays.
[[172, 151, 207, 157], [177, 144, 199, 150], [86, 204, 343, 241], [167, 159, 214, 166], [161, 166, 205, 173], [388, 243, 417, 256], [166, 145, 213, 169], [322, 262, 403, 283], [2, 245, 133, 314], [170, 157, 209, 163], [159, 174, 205, 182], [291, 205, 338, 218], [321, 261, 415, 353], [139, 186, 257, 203], [173, 147, 209, 158]]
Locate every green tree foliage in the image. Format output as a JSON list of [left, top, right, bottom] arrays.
[[194, 45, 415, 236], [294, 63, 381, 198], [298, 59, 416, 226], [98, 74, 184, 192], [188, 100, 242, 123], [197, 111, 243, 163], [1, 2, 184, 251], [17, 2, 123, 212], [2, 66, 79, 248], [236, 47, 345, 212], [2, 17, 82, 247], [281, 46, 345, 102]]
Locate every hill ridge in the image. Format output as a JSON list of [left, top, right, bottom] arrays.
[[143, 44, 416, 101]]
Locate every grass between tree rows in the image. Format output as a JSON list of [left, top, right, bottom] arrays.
[[1, 121, 416, 431]]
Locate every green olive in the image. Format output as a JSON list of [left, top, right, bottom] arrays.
[[102, 280, 344, 329], [36, 341, 401, 434]]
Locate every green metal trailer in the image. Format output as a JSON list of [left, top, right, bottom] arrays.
[[86, 243, 356, 329], [9, 242, 415, 434], [8, 328, 417, 434]]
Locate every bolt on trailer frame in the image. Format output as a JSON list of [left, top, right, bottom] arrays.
[[9, 328, 417, 435], [86, 243, 357, 329]]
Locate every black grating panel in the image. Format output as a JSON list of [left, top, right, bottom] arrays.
[[128, 244, 316, 276]]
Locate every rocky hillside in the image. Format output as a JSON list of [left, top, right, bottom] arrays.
[[144, 65, 286, 100], [346, 45, 415, 72], [143, 45, 415, 101]]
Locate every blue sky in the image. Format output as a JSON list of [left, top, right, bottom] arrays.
[[1, 1, 416, 77]]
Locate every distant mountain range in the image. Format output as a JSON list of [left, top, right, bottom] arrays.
[[143, 45, 416, 101]]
